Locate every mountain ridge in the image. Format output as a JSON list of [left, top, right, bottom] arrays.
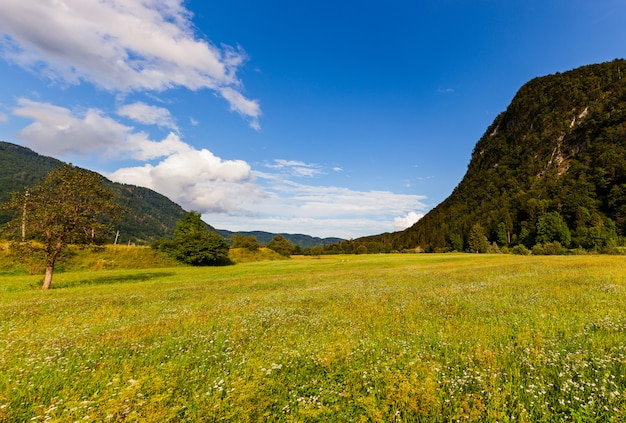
[[0, 141, 344, 247]]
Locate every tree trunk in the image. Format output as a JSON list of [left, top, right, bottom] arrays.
[[42, 243, 61, 290], [42, 262, 54, 290]]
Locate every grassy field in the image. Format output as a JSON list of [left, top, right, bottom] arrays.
[[1, 253, 625, 422]]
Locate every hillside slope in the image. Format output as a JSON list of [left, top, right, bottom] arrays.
[[0, 142, 344, 247], [366, 59, 626, 251], [0, 141, 187, 244]]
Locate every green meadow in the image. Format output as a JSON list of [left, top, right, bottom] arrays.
[[1, 251, 625, 422]]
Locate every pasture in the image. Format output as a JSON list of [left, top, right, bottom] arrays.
[[1, 253, 625, 422]]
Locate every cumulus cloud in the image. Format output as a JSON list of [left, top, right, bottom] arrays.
[[117, 102, 178, 131], [393, 211, 424, 231], [108, 146, 261, 213], [13, 97, 265, 216], [0, 0, 260, 128]]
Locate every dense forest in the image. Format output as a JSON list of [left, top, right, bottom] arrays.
[[357, 59, 626, 253]]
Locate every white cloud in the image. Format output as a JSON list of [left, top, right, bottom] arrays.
[[265, 159, 324, 178], [0, 112, 8, 123], [393, 211, 424, 231], [108, 144, 259, 214], [11, 96, 428, 238], [267, 179, 427, 218], [13, 98, 185, 160], [202, 174, 428, 238], [13, 98, 130, 157], [0, 0, 260, 128], [220, 87, 261, 130], [200, 180, 427, 238], [117, 102, 178, 131]]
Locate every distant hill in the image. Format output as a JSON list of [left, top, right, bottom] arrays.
[[361, 59, 626, 252], [0, 141, 343, 247], [217, 229, 343, 249]]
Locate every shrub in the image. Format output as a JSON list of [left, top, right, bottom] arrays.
[[511, 244, 531, 255]]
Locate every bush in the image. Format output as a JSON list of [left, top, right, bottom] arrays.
[[173, 231, 230, 266], [231, 234, 260, 251], [153, 211, 231, 266], [267, 235, 294, 257], [532, 242, 563, 255], [543, 241, 563, 255], [511, 244, 531, 255], [355, 245, 368, 255]]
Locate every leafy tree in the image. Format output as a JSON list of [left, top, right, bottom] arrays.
[[536, 212, 571, 246], [231, 234, 260, 251], [310, 245, 324, 256], [169, 211, 229, 266], [267, 234, 294, 257], [355, 244, 368, 254], [1, 164, 123, 289]]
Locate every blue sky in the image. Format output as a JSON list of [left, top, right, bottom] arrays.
[[1, 1, 625, 239]]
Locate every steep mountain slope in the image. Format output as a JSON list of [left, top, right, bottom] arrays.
[[367, 59, 626, 251]]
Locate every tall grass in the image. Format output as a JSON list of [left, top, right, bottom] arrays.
[[0, 254, 625, 421]]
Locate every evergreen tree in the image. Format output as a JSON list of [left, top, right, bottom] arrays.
[[468, 223, 489, 253]]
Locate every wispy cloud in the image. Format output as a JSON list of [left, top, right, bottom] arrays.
[[0, 0, 260, 128], [117, 102, 178, 131], [265, 159, 324, 177], [201, 176, 428, 238]]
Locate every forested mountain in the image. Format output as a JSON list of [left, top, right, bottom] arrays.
[[362, 59, 626, 252], [0, 141, 187, 244], [0, 142, 344, 247]]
